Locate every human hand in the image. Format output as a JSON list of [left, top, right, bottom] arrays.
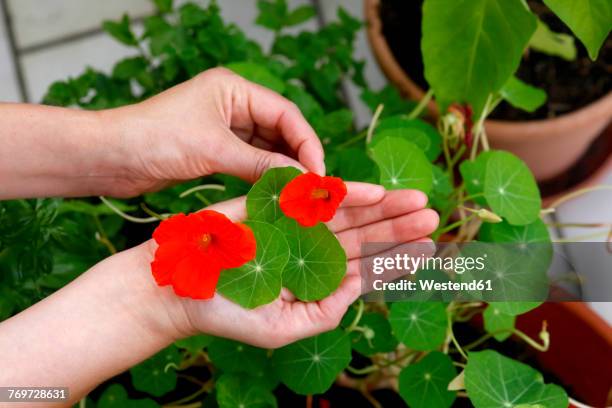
[[148, 184, 439, 348], [103, 67, 324, 197]]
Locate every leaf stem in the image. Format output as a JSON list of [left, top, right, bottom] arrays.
[[346, 299, 365, 332], [447, 307, 468, 360], [99, 196, 169, 223], [437, 214, 477, 236], [408, 89, 433, 119], [346, 364, 380, 375], [546, 185, 612, 210], [365, 104, 384, 145], [179, 183, 226, 198]]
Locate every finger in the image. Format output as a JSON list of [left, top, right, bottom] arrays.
[[238, 81, 325, 175], [337, 208, 440, 259], [217, 135, 306, 182], [286, 274, 362, 339], [329, 189, 428, 233], [340, 182, 386, 208], [205, 196, 247, 221]]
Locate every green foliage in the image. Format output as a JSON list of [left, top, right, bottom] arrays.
[[398, 352, 457, 408], [529, 19, 577, 61], [275, 218, 346, 302], [11, 0, 582, 405], [500, 77, 547, 113], [465, 351, 568, 408], [543, 0, 612, 60], [272, 329, 352, 394], [130, 346, 181, 397], [246, 167, 301, 223], [217, 221, 289, 308], [370, 136, 434, 194], [389, 302, 447, 350], [422, 0, 537, 114]]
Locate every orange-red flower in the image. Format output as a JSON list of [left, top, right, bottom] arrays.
[[279, 173, 347, 227], [151, 210, 256, 299]]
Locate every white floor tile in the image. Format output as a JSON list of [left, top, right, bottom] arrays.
[[0, 5, 21, 102], [6, 0, 153, 49], [317, 0, 387, 128], [21, 32, 141, 103]]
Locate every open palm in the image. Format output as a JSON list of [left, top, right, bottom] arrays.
[[180, 182, 439, 348]]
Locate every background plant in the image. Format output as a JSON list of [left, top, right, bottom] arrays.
[[1, 0, 610, 407]]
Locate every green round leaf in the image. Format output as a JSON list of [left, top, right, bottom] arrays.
[[431, 165, 454, 211], [399, 351, 457, 408], [216, 373, 277, 408], [479, 218, 551, 244], [174, 334, 213, 354], [389, 302, 447, 350], [465, 350, 568, 408], [272, 329, 352, 395], [208, 337, 269, 374], [372, 117, 442, 161], [350, 312, 398, 356], [226, 62, 286, 94], [483, 304, 516, 341], [459, 151, 493, 207], [246, 167, 301, 223], [371, 136, 434, 194], [217, 221, 289, 308], [484, 151, 541, 226], [130, 346, 181, 397], [275, 218, 346, 302]]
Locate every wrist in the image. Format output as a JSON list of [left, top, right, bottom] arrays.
[[122, 240, 199, 342]]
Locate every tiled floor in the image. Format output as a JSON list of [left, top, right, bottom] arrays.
[[0, 0, 610, 322]]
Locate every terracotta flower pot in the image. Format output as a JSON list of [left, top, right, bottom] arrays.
[[364, 0, 612, 182], [516, 302, 612, 407]]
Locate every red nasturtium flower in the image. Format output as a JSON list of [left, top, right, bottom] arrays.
[[151, 210, 256, 299], [279, 173, 347, 227]]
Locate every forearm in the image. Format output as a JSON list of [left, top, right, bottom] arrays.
[[0, 241, 193, 405], [0, 103, 131, 199]]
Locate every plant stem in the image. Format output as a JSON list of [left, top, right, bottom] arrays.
[[365, 104, 384, 145], [408, 89, 433, 119], [179, 184, 226, 198], [470, 94, 494, 159], [346, 299, 365, 332], [338, 130, 367, 148], [546, 185, 612, 210], [447, 308, 468, 360], [437, 214, 477, 236], [99, 196, 169, 223], [346, 364, 380, 375]]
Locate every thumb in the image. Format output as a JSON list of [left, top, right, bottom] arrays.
[[219, 138, 306, 183]]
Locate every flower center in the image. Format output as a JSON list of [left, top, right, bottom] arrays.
[[311, 188, 330, 200], [199, 233, 213, 249]]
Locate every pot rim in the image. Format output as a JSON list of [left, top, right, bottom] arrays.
[[364, 0, 612, 137]]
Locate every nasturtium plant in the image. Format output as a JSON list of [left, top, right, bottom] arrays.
[[370, 136, 434, 194], [389, 302, 447, 351], [246, 167, 301, 223], [275, 217, 346, 302], [398, 351, 457, 408], [484, 151, 542, 226], [3, 0, 591, 405], [272, 328, 352, 394], [130, 345, 181, 397], [465, 351, 569, 408], [217, 221, 289, 308]]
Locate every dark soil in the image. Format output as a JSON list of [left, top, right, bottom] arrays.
[[379, 0, 612, 121]]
